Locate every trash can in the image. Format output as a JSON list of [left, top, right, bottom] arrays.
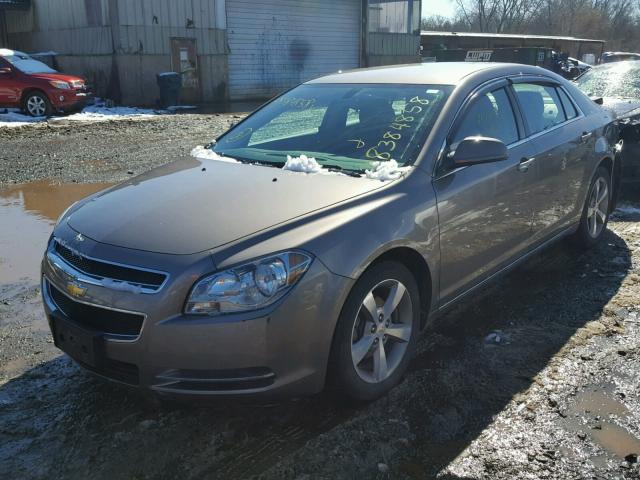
[[157, 72, 182, 108]]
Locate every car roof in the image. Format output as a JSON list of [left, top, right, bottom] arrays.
[[306, 62, 547, 85]]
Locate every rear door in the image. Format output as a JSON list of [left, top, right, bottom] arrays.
[[510, 80, 590, 241], [433, 81, 537, 304]]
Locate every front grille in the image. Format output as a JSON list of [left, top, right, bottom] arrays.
[[54, 240, 166, 290], [49, 283, 144, 336]]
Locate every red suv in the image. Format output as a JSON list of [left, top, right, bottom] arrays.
[[0, 49, 91, 117]]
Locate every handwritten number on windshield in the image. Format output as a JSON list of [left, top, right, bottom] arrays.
[[364, 96, 431, 161]]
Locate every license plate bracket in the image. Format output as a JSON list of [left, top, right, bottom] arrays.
[[51, 314, 102, 367]]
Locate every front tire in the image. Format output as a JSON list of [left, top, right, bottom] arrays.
[[328, 262, 420, 402], [23, 91, 52, 117], [572, 166, 611, 249]]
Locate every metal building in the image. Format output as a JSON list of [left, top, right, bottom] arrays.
[[2, 0, 421, 105]]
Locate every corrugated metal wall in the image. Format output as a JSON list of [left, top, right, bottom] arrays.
[[113, 0, 226, 55], [226, 0, 361, 100], [110, 0, 228, 104], [6, 0, 111, 55]]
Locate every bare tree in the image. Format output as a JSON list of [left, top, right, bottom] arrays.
[[454, 0, 545, 33]]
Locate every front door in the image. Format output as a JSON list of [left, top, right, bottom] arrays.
[[0, 58, 20, 107], [170, 38, 201, 104], [433, 84, 536, 305]]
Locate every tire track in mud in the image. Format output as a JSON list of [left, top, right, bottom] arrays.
[[203, 399, 357, 479]]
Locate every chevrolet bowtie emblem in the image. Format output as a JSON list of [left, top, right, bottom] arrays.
[[75, 233, 85, 242], [66, 282, 87, 298]]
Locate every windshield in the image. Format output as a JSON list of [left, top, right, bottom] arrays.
[[2, 52, 57, 74], [576, 63, 640, 98], [212, 83, 453, 172]]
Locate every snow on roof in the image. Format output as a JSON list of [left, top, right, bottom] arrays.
[[420, 31, 605, 44]]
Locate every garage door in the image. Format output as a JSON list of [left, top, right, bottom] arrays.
[[227, 0, 361, 100]]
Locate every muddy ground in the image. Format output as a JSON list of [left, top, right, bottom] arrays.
[[1, 115, 639, 480]]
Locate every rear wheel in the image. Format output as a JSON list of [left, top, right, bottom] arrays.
[[23, 91, 52, 117], [571, 166, 611, 249], [329, 262, 420, 402]]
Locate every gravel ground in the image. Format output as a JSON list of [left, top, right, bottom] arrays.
[[0, 113, 241, 185], [1, 116, 639, 480]]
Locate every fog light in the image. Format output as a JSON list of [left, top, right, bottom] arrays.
[[59, 96, 65, 101]]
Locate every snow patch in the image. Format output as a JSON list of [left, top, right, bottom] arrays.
[[0, 109, 44, 127], [283, 155, 322, 173], [190, 146, 240, 163], [31, 51, 59, 57], [55, 105, 158, 122], [166, 105, 197, 111], [365, 159, 411, 181], [615, 204, 640, 215]]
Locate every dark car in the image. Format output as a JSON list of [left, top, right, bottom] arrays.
[[575, 61, 640, 184], [0, 49, 91, 117], [43, 63, 619, 401], [600, 51, 640, 63]]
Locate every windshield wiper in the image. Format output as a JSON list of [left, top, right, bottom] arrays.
[[320, 164, 364, 177], [216, 151, 284, 168]]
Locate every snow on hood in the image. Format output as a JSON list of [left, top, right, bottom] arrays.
[[365, 160, 411, 181], [283, 155, 322, 173], [190, 145, 240, 163]]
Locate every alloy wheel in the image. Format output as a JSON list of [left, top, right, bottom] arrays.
[[27, 95, 47, 117], [350, 279, 413, 383], [587, 177, 609, 238]]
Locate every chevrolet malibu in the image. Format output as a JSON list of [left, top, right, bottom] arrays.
[[43, 63, 619, 401]]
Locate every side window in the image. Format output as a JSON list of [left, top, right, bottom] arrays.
[[513, 83, 567, 135], [557, 88, 578, 120], [452, 88, 519, 146]]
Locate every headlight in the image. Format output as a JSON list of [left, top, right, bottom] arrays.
[[185, 251, 313, 316], [49, 80, 71, 90]]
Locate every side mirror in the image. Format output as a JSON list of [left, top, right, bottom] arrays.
[[448, 136, 508, 167], [591, 96, 604, 105]]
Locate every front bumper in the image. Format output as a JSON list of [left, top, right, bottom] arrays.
[[41, 227, 352, 398], [50, 89, 92, 111]]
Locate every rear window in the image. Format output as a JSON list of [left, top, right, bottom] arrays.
[[557, 88, 578, 120]]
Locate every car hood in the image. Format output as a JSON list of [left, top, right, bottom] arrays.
[[602, 97, 640, 118], [28, 72, 84, 83], [66, 157, 389, 255]]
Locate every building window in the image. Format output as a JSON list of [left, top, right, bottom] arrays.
[[368, 0, 420, 34]]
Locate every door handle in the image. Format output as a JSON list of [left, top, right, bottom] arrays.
[[581, 132, 593, 142], [517, 157, 535, 172]]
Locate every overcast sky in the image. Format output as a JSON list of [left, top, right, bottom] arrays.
[[423, 0, 455, 18]]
